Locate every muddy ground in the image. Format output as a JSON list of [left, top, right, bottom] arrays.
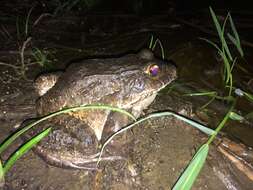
[[1, 78, 252, 189], [0, 5, 253, 189]]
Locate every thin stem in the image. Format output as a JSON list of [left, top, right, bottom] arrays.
[[206, 98, 237, 145], [0, 62, 19, 69]]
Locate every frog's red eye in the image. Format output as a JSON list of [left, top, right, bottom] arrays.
[[148, 64, 159, 76]]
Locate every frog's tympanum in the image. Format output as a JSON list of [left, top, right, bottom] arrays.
[[28, 49, 177, 169]]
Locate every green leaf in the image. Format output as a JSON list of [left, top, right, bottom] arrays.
[[184, 91, 217, 97], [0, 160, 4, 187], [244, 92, 253, 102], [209, 7, 233, 62], [209, 7, 223, 41], [207, 99, 236, 145], [151, 38, 165, 59], [97, 112, 215, 166], [221, 14, 233, 62], [149, 35, 154, 49], [227, 33, 244, 58], [173, 144, 209, 190], [3, 128, 51, 174], [229, 112, 244, 121], [199, 37, 221, 52], [228, 13, 244, 57], [227, 33, 237, 48], [219, 50, 231, 84]]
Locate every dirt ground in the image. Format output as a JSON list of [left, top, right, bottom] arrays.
[[0, 6, 253, 189], [1, 78, 252, 189]]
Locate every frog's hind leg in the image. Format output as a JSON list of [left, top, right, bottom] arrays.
[[34, 71, 63, 96]]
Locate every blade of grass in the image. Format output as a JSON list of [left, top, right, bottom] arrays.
[[172, 143, 209, 190], [2, 128, 51, 174], [0, 105, 135, 154], [0, 160, 4, 187], [209, 7, 223, 40], [219, 50, 231, 84], [228, 13, 239, 43], [209, 7, 233, 62], [97, 111, 215, 166], [183, 91, 217, 97], [228, 13, 244, 57], [25, 7, 34, 37], [221, 13, 233, 62], [227, 33, 244, 58], [148, 35, 154, 49], [207, 99, 237, 145], [199, 96, 216, 110], [151, 38, 165, 59], [199, 37, 221, 52], [229, 112, 244, 121], [209, 7, 232, 61], [244, 92, 253, 102]]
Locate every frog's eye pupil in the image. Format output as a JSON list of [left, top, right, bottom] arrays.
[[149, 65, 159, 76]]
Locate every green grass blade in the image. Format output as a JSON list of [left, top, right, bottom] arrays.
[[209, 7, 223, 40], [229, 112, 244, 121], [0, 160, 4, 187], [209, 7, 233, 61], [227, 33, 244, 57], [244, 92, 253, 102], [0, 105, 135, 154], [228, 13, 244, 57], [219, 51, 231, 84], [148, 35, 154, 49], [199, 38, 221, 52], [228, 13, 239, 42], [228, 72, 233, 97], [3, 128, 51, 175], [227, 33, 237, 46], [97, 111, 215, 166], [200, 96, 216, 110], [221, 13, 233, 62], [184, 91, 217, 97], [207, 99, 236, 145], [151, 38, 165, 59], [173, 144, 209, 190]]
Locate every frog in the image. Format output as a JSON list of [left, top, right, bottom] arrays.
[[26, 49, 177, 170]]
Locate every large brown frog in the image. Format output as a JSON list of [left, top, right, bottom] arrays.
[[28, 49, 177, 169]]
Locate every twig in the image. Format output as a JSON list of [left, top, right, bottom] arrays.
[[0, 62, 19, 69], [33, 13, 53, 26], [20, 37, 32, 76]]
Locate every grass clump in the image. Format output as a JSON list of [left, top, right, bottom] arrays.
[[196, 7, 244, 102], [0, 8, 54, 79], [149, 35, 165, 59], [185, 7, 253, 114]]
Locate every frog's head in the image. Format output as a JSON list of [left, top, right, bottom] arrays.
[[114, 49, 177, 115]]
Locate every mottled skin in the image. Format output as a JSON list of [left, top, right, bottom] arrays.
[[29, 49, 177, 169]]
